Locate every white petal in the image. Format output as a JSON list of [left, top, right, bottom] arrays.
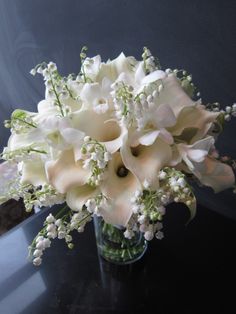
[[8, 129, 44, 150], [169, 104, 219, 141], [46, 150, 89, 194], [156, 74, 195, 117], [72, 110, 126, 153], [177, 136, 214, 170], [60, 128, 85, 144], [155, 103, 176, 128], [21, 159, 48, 186], [141, 70, 166, 85], [193, 157, 235, 192], [66, 185, 98, 211], [121, 136, 172, 189], [80, 83, 101, 108], [37, 99, 56, 114], [100, 152, 141, 226], [159, 128, 174, 145], [134, 61, 145, 84], [187, 149, 207, 162], [139, 130, 160, 146]]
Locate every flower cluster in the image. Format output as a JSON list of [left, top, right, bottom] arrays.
[[29, 208, 92, 266], [0, 47, 235, 265], [81, 137, 112, 186]]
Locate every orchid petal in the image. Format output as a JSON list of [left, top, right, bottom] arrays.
[[60, 128, 85, 145], [139, 130, 160, 146], [187, 149, 208, 162], [177, 136, 214, 170]]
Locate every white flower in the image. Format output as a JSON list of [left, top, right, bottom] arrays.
[[144, 230, 154, 241], [155, 231, 164, 240], [33, 257, 42, 266]]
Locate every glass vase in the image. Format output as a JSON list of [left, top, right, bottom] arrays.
[[93, 215, 147, 265]]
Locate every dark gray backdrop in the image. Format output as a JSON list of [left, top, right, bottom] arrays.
[[0, 0, 235, 218]]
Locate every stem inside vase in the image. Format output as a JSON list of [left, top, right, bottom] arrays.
[[93, 215, 147, 265]]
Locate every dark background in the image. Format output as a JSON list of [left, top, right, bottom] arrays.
[[0, 0, 235, 218]]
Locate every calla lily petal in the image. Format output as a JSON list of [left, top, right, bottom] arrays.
[[193, 157, 235, 193], [156, 74, 195, 116], [155, 103, 176, 128], [169, 104, 219, 142], [100, 152, 141, 226], [141, 70, 166, 86], [121, 136, 172, 189], [66, 184, 98, 212], [80, 83, 101, 108], [72, 110, 126, 154], [46, 150, 89, 194]]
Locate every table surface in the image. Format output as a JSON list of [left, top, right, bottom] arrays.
[[0, 204, 235, 314]]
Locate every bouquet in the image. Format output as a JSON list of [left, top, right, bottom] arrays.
[[0, 47, 235, 266]]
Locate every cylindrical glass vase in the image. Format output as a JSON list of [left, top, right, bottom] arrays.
[[93, 215, 147, 265]]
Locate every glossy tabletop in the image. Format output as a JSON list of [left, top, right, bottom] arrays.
[[0, 204, 235, 314]]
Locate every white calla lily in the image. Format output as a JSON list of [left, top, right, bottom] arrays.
[[46, 149, 90, 194], [66, 184, 98, 212], [121, 136, 172, 189], [193, 157, 235, 193], [169, 104, 219, 142], [72, 110, 127, 154], [100, 152, 141, 226], [155, 74, 195, 117]]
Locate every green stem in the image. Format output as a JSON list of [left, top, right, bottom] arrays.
[[49, 71, 65, 117]]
